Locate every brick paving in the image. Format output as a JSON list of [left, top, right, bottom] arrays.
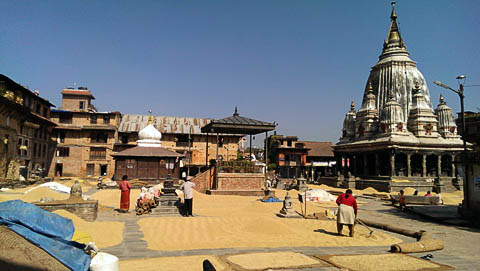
[[90, 190, 480, 270]]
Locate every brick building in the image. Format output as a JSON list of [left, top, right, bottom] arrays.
[[116, 114, 243, 177], [268, 135, 309, 179], [0, 74, 56, 182], [299, 141, 336, 179], [48, 87, 121, 177]]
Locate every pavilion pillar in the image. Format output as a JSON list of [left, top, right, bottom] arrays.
[[437, 155, 442, 177], [216, 132, 219, 161], [451, 155, 456, 177], [375, 153, 380, 176], [264, 131, 268, 180], [407, 153, 411, 177], [390, 152, 395, 176], [422, 154, 427, 177], [353, 154, 357, 176], [249, 134, 252, 161], [206, 132, 209, 166]]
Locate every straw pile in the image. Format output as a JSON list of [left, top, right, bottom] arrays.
[[326, 254, 442, 271], [226, 252, 321, 270], [119, 255, 228, 271], [53, 210, 124, 248]]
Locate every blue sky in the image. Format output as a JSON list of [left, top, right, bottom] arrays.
[[1, 0, 479, 146]]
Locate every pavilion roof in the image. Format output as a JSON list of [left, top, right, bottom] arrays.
[[201, 107, 276, 135]]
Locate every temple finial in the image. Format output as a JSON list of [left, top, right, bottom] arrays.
[[148, 109, 153, 125], [391, 2, 397, 19], [350, 100, 355, 111], [388, 90, 394, 100], [413, 81, 421, 93], [439, 94, 445, 105], [233, 106, 239, 116], [385, 1, 403, 47], [367, 82, 374, 94]]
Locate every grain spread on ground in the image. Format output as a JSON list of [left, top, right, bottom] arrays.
[[327, 254, 442, 271], [138, 189, 401, 251], [119, 255, 228, 271], [90, 189, 141, 208], [53, 210, 124, 248], [226, 252, 323, 270]]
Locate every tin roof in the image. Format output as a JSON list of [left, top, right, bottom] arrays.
[[119, 114, 212, 135], [299, 141, 333, 157], [112, 146, 182, 157]]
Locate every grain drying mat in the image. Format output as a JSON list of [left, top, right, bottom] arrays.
[[223, 252, 331, 270], [314, 253, 454, 271]]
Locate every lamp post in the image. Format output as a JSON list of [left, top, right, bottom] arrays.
[[433, 75, 469, 209]]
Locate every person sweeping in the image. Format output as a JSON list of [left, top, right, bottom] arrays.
[[336, 189, 357, 237]]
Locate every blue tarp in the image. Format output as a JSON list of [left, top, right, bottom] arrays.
[[0, 200, 91, 271], [260, 197, 283, 202]]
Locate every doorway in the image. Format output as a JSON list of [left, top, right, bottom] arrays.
[[86, 164, 94, 176], [100, 164, 107, 176], [55, 163, 63, 177]]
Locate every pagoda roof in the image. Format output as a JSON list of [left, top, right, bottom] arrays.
[[201, 107, 276, 135]]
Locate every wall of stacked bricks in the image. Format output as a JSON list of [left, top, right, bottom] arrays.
[[190, 167, 215, 193], [61, 95, 90, 111], [217, 173, 264, 190], [48, 112, 120, 177]]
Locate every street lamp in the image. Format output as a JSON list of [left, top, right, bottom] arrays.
[[433, 75, 469, 209]]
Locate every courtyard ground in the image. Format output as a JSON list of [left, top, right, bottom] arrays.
[[0, 179, 478, 270]]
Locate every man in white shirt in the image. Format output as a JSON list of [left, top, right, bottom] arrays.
[[180, 176, 196, 216]]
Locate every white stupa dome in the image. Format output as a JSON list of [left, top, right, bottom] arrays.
[[137, 115, 162, 147]]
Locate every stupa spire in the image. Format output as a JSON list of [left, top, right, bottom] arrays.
[[148, 109, 153, 125]]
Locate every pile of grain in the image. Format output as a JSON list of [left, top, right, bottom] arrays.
[[440, 191, 463, 205], [327, 254, 441, 271], [226, 252, 322, 270], [119, 255, 227, 271], [23, 187, 70, 202], [53, 210, 124, 248]]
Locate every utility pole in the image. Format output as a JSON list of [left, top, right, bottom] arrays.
[[434, 75, 470, 210]]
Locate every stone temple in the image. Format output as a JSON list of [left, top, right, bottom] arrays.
[[333, 4, 464, 193]]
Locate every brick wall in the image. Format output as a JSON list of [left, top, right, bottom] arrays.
[[190, 167, 215, 193], [217, 173, 264, 190], [61, 95, 90, 111]]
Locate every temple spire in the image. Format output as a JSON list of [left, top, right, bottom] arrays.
[[383, 1, 406, 51], [148, 109, 153, 125], [233, 106, 239, 116]]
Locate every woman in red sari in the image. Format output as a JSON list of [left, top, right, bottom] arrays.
[[118, 175, 131, 213]]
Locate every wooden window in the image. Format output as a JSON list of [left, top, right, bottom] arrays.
[[90, 114, 97, 124], [90, 147, 106, 159], [17, 138, 22, 156], [57, 132, 65, 143], [91, 132, 108, 143], [56, 147, 69, 157], [59, 113, 72, 124], [79, 101, 85, 110], [103, 115, 110, 124]]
